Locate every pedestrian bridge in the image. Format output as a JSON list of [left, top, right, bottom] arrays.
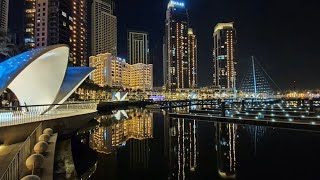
[[0, 102, 97, 127]]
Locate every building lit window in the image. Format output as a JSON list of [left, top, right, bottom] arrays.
[[62, 11, 67, 17]]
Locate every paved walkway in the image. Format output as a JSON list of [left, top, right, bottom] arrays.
[[0, 142, 23, 177]]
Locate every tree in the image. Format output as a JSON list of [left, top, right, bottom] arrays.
[[0, 31, 15, 61]]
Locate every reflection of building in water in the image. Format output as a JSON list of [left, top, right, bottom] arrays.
[[245, 125, 267, 155], [216, 123, 237, 179], [90, 109, 153, 154], [169, 118, 198, 180], [127, 138, 150, 169]]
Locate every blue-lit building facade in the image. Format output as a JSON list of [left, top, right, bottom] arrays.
[[164, 1, 191, 90]]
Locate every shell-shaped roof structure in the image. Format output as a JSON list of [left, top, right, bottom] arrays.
[[0, 44, 94, 113]]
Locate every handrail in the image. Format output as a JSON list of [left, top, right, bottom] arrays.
[[0, 101, 97, 109], [0, 102, 97, 127], [0, 123, 43, 180]]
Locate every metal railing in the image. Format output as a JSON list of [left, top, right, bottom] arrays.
[[0, 123, 43, 180], [0, 102, 97, 127]]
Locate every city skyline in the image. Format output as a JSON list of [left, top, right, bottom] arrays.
[[115, 0, 320, 89], [2, 0, 320, 89]]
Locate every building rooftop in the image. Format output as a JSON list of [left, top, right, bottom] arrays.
[[214, 22, 234, 33]]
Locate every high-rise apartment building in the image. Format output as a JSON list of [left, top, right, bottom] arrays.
[[35, 0, 49, 47], [70, 0, 88, 66], [24, 0, 36, 49], [34, 0, 71, 60], [8, 0, 25, 46], [46, 0, 72, 47], [128, 31, 149, 64], [188, 28, 197, 88], [213, 22, 236, 89], [0, 0, 9, 32], [33, 0, 88, 66], [91, 0, 117, 56], [164, 1, 192, 90]]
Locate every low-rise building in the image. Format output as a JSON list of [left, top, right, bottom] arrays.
[[89, 53, 153, 91], [123, 63, 153, 91]]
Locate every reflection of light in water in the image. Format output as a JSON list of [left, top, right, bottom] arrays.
[[113, 110, 128, 120], [90, 109, 153, 154], [171, 118, 198, 180], [216, 123, 237, 179]]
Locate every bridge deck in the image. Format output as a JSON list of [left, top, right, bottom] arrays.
[[0, 109, 97, 128]]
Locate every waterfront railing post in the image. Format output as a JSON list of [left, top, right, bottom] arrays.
[[169, 101, 172, 113], [218, 99, 221, 105], [221, 99, 226, 117], [241, 100, 245, 111], [309, 99, 314, 112], [298, 98, 302, 107]]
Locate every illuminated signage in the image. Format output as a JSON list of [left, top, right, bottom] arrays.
[[169, 1, 185, 7]]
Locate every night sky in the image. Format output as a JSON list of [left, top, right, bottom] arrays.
[[116, 0, 319, 89]]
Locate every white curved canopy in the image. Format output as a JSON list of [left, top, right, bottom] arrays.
[[0, 45, 94, 113], [8, 46, 69, 106]]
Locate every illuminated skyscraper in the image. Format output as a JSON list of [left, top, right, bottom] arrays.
[[213, 22, 236, 89], [188, 28, 197, 88], [34, 0, 49, 47], [0, 0, 9, 32], [128, 31, 149, 64], [24, 0, 36, 49], [91, 0, 117, 57], [70, 0, 88, 66], [33, 0, 68, 58], [33, 0, 88, 66], [164, 1, 189, 90]]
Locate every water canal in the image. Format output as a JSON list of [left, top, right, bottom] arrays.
[[54, 107, 320, 179]]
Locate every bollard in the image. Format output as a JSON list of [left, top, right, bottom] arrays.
[[169, 101, 173, 113], [309, 99, 314, 112], [297, 99, 302, 107], [221, 99, 226, 117], [241, 100, 245, 111]]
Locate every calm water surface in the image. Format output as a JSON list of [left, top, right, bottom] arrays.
[[68, 108, 320, 180]]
